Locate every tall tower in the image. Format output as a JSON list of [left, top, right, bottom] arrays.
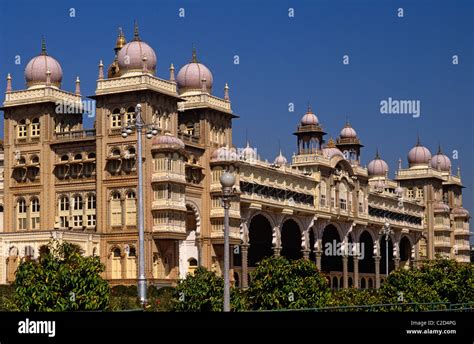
[[336, 121, 363, 164], [294, 105, 326, 154]]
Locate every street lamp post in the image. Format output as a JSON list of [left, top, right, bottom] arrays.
[[121, 104, 159, 306], [380, 219, 394, 278], [220, 171, 235, 312]]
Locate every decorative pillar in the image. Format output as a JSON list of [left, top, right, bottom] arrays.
[[353, 255, 359, 289], [224, 83, 230, 101], [342, 255, 348, 289], [75, 76, 81, 95], [6, 73, 12, 93], [394, 257, 400, 270], [98, 60, 104, 80], [374, 256, 381, 289], [169, 63, 175, 81], [272, 225, 281, 257], [241, 244, 249, 289], [315, 250, 322, 271], [302, 249, 310, 260]]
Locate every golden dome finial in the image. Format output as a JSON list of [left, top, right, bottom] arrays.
[[327, 137, 336, 148], [115, 27, 126, 51]]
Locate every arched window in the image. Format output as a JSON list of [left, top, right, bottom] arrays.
[[126, 246, 137, 278], [30, 198, 40, 230], [111, 108, 121, 128], [320, 181, 327, 207], [112, 148, 121, 157], [87, 152, 96, 159], [17, 119, 27, 138], [59, 196, 69, 211], [17, 198, 27, 230], [31, 118, 40, 137], [31, 155, 39, 164], [18, 156, 26, 165], [188, 258, 198, 275], [61, 155, 69, 162], [74, 153, 82, 161], [339, 183, 347, 211], [125, 106, 136, 125], [112, 248, 122, 279], [111, 192, 122, 226], [87, 194, 96, 210], [72, 195, 83, 210], [24, 246, 34, 259], [125, 191, 137, 226]]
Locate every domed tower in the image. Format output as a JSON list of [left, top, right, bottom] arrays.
[[176, 47, 214, 96], [407, 138, 432, 168], [150, 133, 188, 238], [107, 28, 127, 78], [335, 120, 363, 163], [294, 105, 326, 154], [24, 38, 63, 89], [367, 149, 389, 178], [273, 149, 288, 167], [431, 145, 451, 173], [117, 22, 157, 76]]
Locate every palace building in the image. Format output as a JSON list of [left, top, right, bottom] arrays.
[[0, 26, 470, 289]]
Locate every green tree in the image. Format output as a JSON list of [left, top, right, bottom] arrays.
[[379, 268, 443, 311], [246, 256, 330, 310], [171, 267, 244, 311], [13, 240, 110, 311], [419, 258, 473, 304], [329, 288, 382, 310]]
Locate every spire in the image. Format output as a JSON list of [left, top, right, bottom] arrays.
[[345, 116, 350, 127], [224, 83, 229, 101], [6, 74, 12, 93], [375, 148, 380, 159], [245, 129, 249, 147], [133, 20, 140, 41], [307, 102, 312, 113], [75, 76, 81, 95], [169, 63, 175, 81], [41, 35, 47, 55], [457, 166, 461, 178], [98, 60, 104, 80], [192, 44, 198, 62], [416, 135, 421, 146], [437, 143, 443, 155], [398, 158, 402, 170]]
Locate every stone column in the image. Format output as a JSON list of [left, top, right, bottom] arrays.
[[312, 247, 320, 265], [374, 256, 381, 289], [273, 247, 281, 257], [353, 255, 359, 289], [302, 249, 310, 260], [394, 257, 400, 270], [241, 244, 249, 289], [342, 255, 348, 289]]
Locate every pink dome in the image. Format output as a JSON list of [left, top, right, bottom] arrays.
[[395, 186, 404, 195], [117, 27, 156, 74], [273, 151, 288, 166], [340, 124, 357, 138], [300, 107, 319, 126], [452, 207, 470, 218], [431, 147, 451, 171], [408, 140, 431, 166], [433, 202, 450, 213], [240, 142, 257, 161], [24, 42, 62, 88], [322, 138, 343, 159], [368, 151, 389, 176], [177, 49, 213, 93], [211, 146, 238, 161], [152, 133, 184, 149]]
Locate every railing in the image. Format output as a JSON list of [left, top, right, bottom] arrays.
[[96, 74, 177, 94], [4, 86, 81, 105], [55, 129, 96, 141]]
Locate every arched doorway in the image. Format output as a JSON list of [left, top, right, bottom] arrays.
[[281, 219, 302, 260], [321, 225, 342, 273], [399, 236, 412, 269], [179, 204, 200, 278], [359, 231, 375, 274], [248, 214, 273, 267]]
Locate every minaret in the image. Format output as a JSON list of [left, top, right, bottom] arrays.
[[6, 74, 12, 92], [98, 60, 104, 80], [224, 83, 229, 101], [169, 63, 175, 81], [75, 76, 81, 95]]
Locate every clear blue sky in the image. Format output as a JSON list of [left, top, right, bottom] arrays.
[[1, 0, 473, 213]]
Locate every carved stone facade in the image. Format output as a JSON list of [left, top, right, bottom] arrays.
[[0, 28, 470, 288]]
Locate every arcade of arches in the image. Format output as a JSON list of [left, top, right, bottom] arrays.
[[233, 211, 419, 289]]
